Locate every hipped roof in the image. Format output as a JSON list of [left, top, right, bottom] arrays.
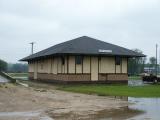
[[21, 36, 145, 61]]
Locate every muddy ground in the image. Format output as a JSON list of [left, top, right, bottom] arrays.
[[0, 82, 140, 120]]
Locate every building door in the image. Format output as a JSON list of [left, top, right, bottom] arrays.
[[91, 57, 98, 81], [34, 62, 38, 79]]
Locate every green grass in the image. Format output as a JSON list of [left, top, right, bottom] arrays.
[[7, 73, 28, 77], [58, 84, 160, 97], [128, 76, 142, 80]]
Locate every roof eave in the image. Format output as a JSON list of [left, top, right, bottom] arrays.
[[20, 53, 146, 62]]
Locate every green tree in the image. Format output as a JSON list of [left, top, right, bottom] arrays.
[[146, 57, 157, 74], [149, 57, 156, 67], [7, 63, 28, 73], [0, 59, 8, 72], [128, 49, 146, 75]]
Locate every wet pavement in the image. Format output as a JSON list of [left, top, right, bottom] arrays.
[[1, 97, 160, 120], [0, 107, 141, 120], [0, 110, 53, 120], [0, 80, 160, 120], [0, 111, 40, 117], [0, 75, 9, 83]]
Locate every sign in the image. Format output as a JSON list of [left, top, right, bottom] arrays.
[[98, 49, 112, 53]]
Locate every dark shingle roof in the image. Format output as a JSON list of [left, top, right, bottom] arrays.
[[21, 36, 145, 61]]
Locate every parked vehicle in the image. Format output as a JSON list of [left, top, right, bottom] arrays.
[[142, 73, 160, 83]]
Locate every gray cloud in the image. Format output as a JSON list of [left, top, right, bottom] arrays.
[[0, 0, 160, 63]]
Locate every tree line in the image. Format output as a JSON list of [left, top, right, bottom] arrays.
[[0, 59, 7, 71], [128, 49, 159, 75], [0, 59, 28, 73]]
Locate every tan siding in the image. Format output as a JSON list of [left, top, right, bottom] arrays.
[[83, 56, 90, 73], [28, 62, 34, 72], [122, 58, 127, 73], [91, 57, 98, 81], [47, 59, 52, 73], [42, 59, 48, 73], [69, 56, 75, 73], [50, 58, 53, 73], [42, 60, 46, 73], [37, 60, 42, 73], [29, 55, 128, 82], [52, 57, 57, 74], [100, 57, 115, 73], [57, 57, 62, 73], [99, 58, 101, 73], [116, 65, 121, 73], [62, 65, 65, 73], [33, 61, 38, 79], [37, 61, 39, 73], [65, 56, 68, 73], [76, 64, 82, 73], [37, 59, 52, 74]]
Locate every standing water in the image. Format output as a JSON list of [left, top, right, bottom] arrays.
[[127, 97, 160, 120], [128, 80, 160, 120], [0, 75, 9, 83]]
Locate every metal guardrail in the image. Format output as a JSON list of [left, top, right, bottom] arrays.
[[0, 71, 16, 83]]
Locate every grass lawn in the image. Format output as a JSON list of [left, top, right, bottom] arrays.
[[7, 73, 28, 77], [128, 76, 142, 80], [58, 84, 160, 97]]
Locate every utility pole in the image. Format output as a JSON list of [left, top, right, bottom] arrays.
[[30, 42, 35, 55], [159, 48, 160, 65], [156, 44, 158, 76], [159, 48, 160, 74]]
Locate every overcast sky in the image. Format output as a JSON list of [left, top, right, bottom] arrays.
[[0, 0, 160, 63]]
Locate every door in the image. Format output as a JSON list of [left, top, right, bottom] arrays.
[[91, 57, 98, 81], [34, 62, 38, 79]]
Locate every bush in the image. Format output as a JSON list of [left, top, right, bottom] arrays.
[[0, 59, 7, 72]]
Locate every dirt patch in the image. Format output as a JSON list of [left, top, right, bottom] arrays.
[[0, 82, 140, 120]]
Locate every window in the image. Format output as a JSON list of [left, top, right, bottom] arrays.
[[75, 56, 83, 64], [115, 57, 121, 65], [61, 56, 65, 65]]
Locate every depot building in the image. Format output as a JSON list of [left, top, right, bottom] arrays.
[[21, 36, 145, 83]]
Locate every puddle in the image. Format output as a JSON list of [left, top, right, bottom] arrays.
[[0, 75, 9, 83], [48, 97, 160, 120], [128, 80, 144, 86], [127, 97, 160, 120], [0, 98, 159, 120], [47, 107, 142, 120], [1, 80, 160, 120]]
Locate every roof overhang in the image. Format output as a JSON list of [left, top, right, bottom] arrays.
[[20, 53, 146, 62]]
